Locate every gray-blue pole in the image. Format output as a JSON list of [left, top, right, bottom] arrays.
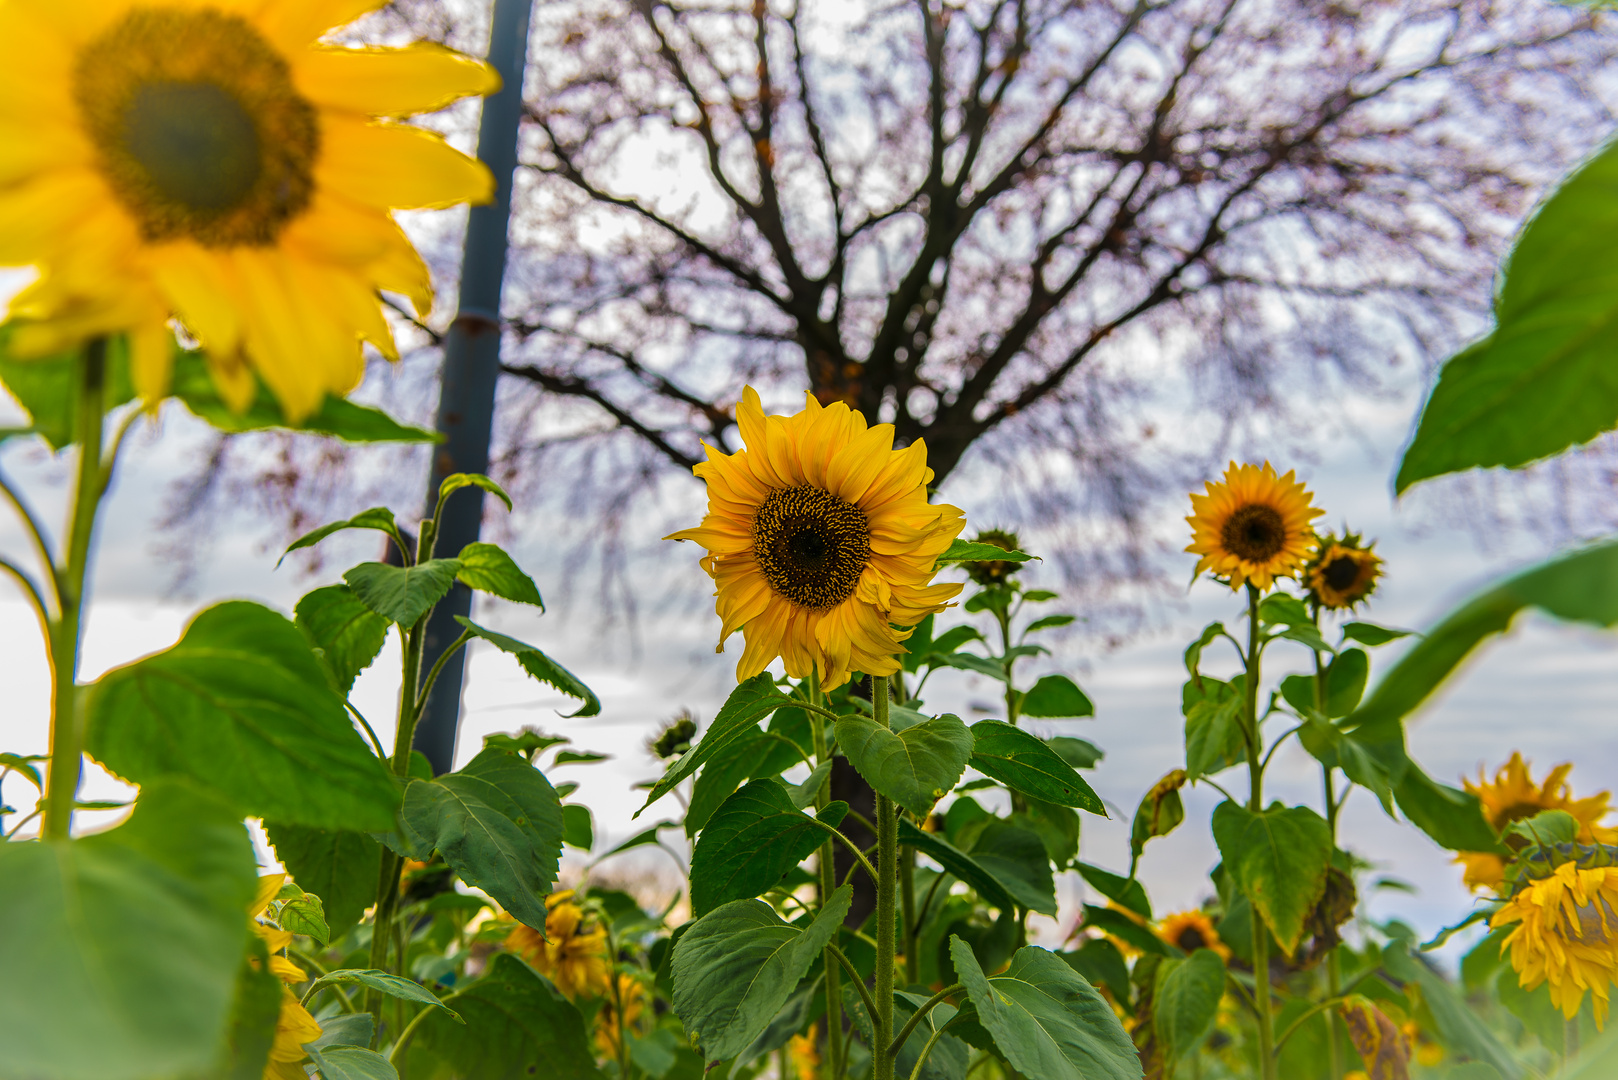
[[414, 0, 533, 775]]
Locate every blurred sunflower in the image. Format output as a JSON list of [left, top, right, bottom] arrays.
[[0, 0, 496, 418], [595, 973, 646, 1056], [1306, 531, 1383, 610], [1492, 861, 1618, 1028], [1457, 754, 1618, 891], [248, 874, 322, 1080], [787, 1022, 820, 1080], [1157, 909, 1232, 963], [964, 527, 1022, 587], [1186, 462, 1322, 591], [668, 387, 965, 690], [504, 890, 611, 1000]]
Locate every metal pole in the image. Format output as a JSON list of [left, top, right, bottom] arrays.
[[414, 0, 533, 775]]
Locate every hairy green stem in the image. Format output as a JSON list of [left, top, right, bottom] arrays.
[[43, 339, 108, 841], [1244, 584, 1277, 1080], [808, 674, 845, 1080], [874, 674, 896, 1080], [901, 841, 919, 986], [1311, 611, 1344, 1080], [889, 984, 963, 1056]]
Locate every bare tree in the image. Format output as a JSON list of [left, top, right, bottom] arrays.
[[162, 0, 1616, 613]]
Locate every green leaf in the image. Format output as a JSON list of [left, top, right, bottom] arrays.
[[294, 585, 390, 695], [1348, 539, 1618, 733], [1076, 862, 1151, 920], [399, 748, 564, 930], [1017, 798, 1081, 869], [843, 987, 971, 1080], [1297, 719, 1394, 816], [930, 651, 1008, 681], [899, 818, 1021, 913], [1019, 674, 1095, 718], [1210, 801, 1332, 954], [409, 952, 606, 1080], [1081, 905, 1169, 957], [1269, 622, 1335, 654], [728, 978, 822, 1078], [305, 970, 461, 1021], [1129, 772, 1187, 862], [1393, 764, 1501, 852], [455, 618, 600, 717], [484, 730, 570, 757], [1396, 141, 1618, 491], [1341, 622, 1412, 647], [0, 751, 43, 789], [930, 625, 986, 657], [690, 778, 848, 916], [835, 712, 972, 816], [0, 331, 137, 450], [278, 890, 330, 945], [86, 601, 399, 831], [344, 559, 461, 626], [685, 727, 770, 837], [280, 508, 403, 567], [455, 542, 544, 609], [790, 760, 833, 809], [307, 1045, 400, 1080], [1382, 942, 1523, 1079], [437, 472, 514, 512], [968, 820, 1057, 916], [0, 779, 257, 1080], [969, 721, 1104, 812], [949, 939, 1142, 1080], [1183, 621, 1226, 680], [552, 750, 609, 765], [1183, 677, 1246, 780], [1153, 950, 1225, 1063], [1322, 649, 1369, 718], [1047, 736, 1104, 769], [937, 539, 1036, 565], [1258, 593, 1313, 627], [263, 824, 382, 942], [673, 886, 854, 1061], [1062, 939, 1131, 1005], [1506, 808, 1580, 848], [561, 803, 593, 850], [1025, 614, 1077, 633], [220, 938, 283, 1080], [166, 350, 436, 443]]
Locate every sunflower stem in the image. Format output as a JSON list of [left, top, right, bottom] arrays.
[[808, 673, 845, 1080], [1314, 625, 1344, 1080], [42, 338, 109, 842], [873, 674, 897, 1080], [1244, 584, 1278, 1080]]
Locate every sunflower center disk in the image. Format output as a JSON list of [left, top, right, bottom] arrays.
[[1220, 505, 1286, 562], [753, 486, 871, 610], [1176, 927, 1207, 952], [74, 7, 319, 246], [1323, 556, 1360, 591]]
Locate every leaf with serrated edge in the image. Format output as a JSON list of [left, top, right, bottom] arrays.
[[294, 585, 389, 695], [1210, 801, 1331, 954], [344, 560, 460, 626], [263, 824, 381, 943], [305, 970, 461, 1021], [638, 675, 792, 814], [936, 539, 1036, 564], [835, 713, 972, 816], [455, 542, 544, 609], [280, 508, 400, 567], [453, 618, 600, 717], [690, 778, 848, 915], [969, 721, 1103, 812]]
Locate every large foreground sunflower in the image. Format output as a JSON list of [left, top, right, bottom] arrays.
[[669, 388, 965, 690], [1457, 754, 1618, 891], [1186, 462, 1323, 591], [0, 0, 496, 418], [1492, 861, 1618, 1028]]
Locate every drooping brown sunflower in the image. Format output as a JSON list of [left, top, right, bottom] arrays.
[[1306, 532, 1384, 610], [1157, 909, 1232, 962], [1456, 753, 1618, 892], [1186, 462, 1323, 591], [668, 387, 965, 690], [0, 0, 496, 418]]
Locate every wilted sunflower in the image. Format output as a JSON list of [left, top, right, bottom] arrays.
[[1457, 754, 1618, 892], [1186, 462, 1323, 591], [595, 973, 647, 1056], [1306, 532, 1383, 610], [505, 890, 611, 999], [1492, 861, 1618, 1028], [1157, 909, 1232, 962], [669, 387, 965, 690], [0, 0, 496, 418]]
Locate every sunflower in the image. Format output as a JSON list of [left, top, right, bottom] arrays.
[[1306, 532, 1383, 610], [668, 387, 965, 690], [0, 0, 496, 419], [1457, 754, 1618, 891], [504, 890, 611, 1000], [595, 973, 647, 1057], [1492, 861, 1618, 1028], [1186, 462, 1323, 591], [248, 874, 322, 1080], [1157, 909, 1232, 963], [787, 1022, 820, 1080]]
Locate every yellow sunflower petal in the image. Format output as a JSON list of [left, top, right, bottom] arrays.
[[295, 44, 500, 117], [254, 0, 387, 52], [318, 118, 494, 211]]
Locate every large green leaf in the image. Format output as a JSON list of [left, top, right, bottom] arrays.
[[1210, 801, 1331, 954], [969, 820, 1057, 916], [1297, 718, 1394, 816], [399, 748, 564, 930], [0, 780, 257, 1080], [262, 824, 381, 942], [639, 675, 794, 814], [937, 540, 1036, 565], [900, 818, 1020, 913], [969, 720, 1104, 813], [843, 987, 970, 1080], [1348, 539, 1618, 733], [294, 585, 390, 695], [1019, 674, 1095, 718], [455, 542, 544, 609], [835, 712, 972, 816], [1182, 677, 1246, 780], [689, 778, 848, 916], [1397, 140, 1618, 492], [409, 953, 606, 1080], [672, 886, 853, 1061], [344, 560, 462, 627], [0, 332, 137, 449], [1393, 764, 1502, 853], [306, 1045, 399, 1080], [1153, 950, 1225, 1064], [455, 618, 600, 717], [1382, 943, 1522, 1079], [949, 939, 1141, 1080], [86, 601, 399, 831]]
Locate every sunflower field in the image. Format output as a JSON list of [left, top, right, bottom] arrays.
[[4, 3, 1618, 1080]]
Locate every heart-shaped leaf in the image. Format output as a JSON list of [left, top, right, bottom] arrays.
[[454, 618, 600, 717], [455, 542, 544, 609], [344, 560, 461, 626], [836, 712, 972, 815], [1210, 801, 1331, 954], [969, 721, 1103, 812], [1019, 675, 1094, 718], [294, 585, 389, 695], [690, 778, 847, 915], [1154, 950, 1225, 1064], [673, 886, 853, 1061], [263, 823, 381, 942]]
